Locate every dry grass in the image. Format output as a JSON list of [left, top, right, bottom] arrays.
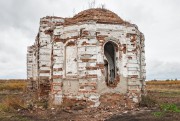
[[0, 95, 26, 112], [0, 80, 27, 112], [146, 80, 180, 105], [146, 80, 180, 92], [0, 80, 27, 91], [146, 80, 180, 85]]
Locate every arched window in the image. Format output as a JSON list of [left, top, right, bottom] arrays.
[[104, 41, 118, 86]]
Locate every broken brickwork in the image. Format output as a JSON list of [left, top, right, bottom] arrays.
[[27, 8, 146, 106]]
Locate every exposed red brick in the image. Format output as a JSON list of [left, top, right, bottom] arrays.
[[53, 68, 63, 71], [39, 70, 50, 73], [96, 35, 108, 41], [86, 66, 98, 70], [53, 75, 63, 79], [66, 41, 76, 46], [96, 64, 104, 69], [81, 41, 90, 45], [81, 59, 96, 62]]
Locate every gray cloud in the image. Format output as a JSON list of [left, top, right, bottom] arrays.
[[0, 0, 180, 79], [147, 60, 180, 80]]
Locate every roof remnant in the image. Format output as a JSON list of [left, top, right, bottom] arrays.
[[64, 8, 131, 25]]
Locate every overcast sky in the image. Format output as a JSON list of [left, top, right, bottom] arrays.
[[0, 0, 180, 80]]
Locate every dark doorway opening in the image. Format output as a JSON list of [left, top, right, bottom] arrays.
[[104, 42, 117, 86]]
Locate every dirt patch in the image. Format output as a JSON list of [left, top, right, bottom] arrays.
[[106, 111, 180, 121], [0, 80, 179, 121], [0, 91, 179, 121]]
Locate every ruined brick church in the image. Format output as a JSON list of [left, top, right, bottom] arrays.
[[27, 8, 146, 106]]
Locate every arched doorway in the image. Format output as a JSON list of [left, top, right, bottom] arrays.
[[104, 41, 117, 86]]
